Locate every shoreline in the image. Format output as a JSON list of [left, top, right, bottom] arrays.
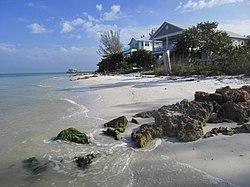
[[76, 74, 250, 187]]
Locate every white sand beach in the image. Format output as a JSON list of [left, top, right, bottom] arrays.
[[76, 74, 250, 187]]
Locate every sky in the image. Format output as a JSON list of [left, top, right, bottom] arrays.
[[0, 0, 250, 73]]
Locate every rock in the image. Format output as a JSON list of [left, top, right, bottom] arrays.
[[203, 131, 215, 139], [23, 157, 51, 174], [177, 118, 204, 142], [153, 99, 210, 142], [208, 93, 224, 105], [103, 127, 123, 140], [194, 91, 209, 102], [218, 101, 249, 123], [238, 101, 250, 117], [131, 118, 139, 124], [203, 127, 235, 139], [207, 112, 218, 123], [234, 124, 250, 133], [216, 86, 249, 103], [194, 92, 223, 105], [157, 99, 213, 124], [56, 127, 89, 144], [74, 153, 101, 169], [195, 86, 250, 106], [131, 124, 163, 148], [133, 110, 155, 118], [104, 116, 128, 129]]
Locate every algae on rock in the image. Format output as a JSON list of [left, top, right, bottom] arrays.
[[74, 153, 101, 168], [56, 127, 89, 144], [23, 157, 51, 174], [103, 127, 124, 140]]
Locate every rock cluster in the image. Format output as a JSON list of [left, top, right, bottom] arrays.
[[154, 99, 213, 142], [56, 127, 89, 144], [204, 124, 250, 138], [131, 85, 250, 147], [103, 116, 128, 140], [203, 127, 235, 138], [195, 85, 250, 123]]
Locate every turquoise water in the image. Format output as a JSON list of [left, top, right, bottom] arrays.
[[0, 73, 236, 187]]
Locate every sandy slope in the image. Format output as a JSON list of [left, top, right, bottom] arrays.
[[77, 74, 250, 187]]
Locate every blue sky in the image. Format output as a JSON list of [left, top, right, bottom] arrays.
[[0, 0, 250, 73]]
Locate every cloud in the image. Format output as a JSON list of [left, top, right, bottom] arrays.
[[177, 0, 245, 11], [61, 18, 86, 33], [72, 18, 85, 26], [84, 23, 119, 38], [96, 4, 103, 11], [102, 5, 122, 21], [0, 43, 16, 53], [61, 21, 74, 33], [60, 47, 68, 53], [27, 23, 52, 34], [218, 19, 250, 36]]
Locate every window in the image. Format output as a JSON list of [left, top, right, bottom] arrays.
[[241, 41, 244, 46], [145, 42, 149, 46]]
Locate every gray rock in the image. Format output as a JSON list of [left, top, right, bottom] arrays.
[[104, 116, 128, 129], [23, 157, 51, 174], [208, 112, 218, 123], [154, 99, 211, 142], [103, 127, 124, 140], [216, 86, 249, 103], [218, 101, 249, 123], [131, 124, 163, 148], [131, 118, 139, 124], [234, 124, 250, 133], [133, 110, 155, 118], [204, 126, 236, 139]]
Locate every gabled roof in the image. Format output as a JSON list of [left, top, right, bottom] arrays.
[[150, 22, 191, 40], [224, 31, 248, 39], [128, 36, 151, 45], [150, 21, 248, 41]]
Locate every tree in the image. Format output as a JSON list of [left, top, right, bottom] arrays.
[[175, 21, 233, 63], [149, 27, 158, 37], [97, 53, 123, 72], [125, 50, 155, 70], [97, 30, 123, 56]]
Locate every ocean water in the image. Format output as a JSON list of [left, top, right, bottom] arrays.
[[0, 73, 237, 187]]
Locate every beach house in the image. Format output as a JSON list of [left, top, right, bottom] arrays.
[[123, 36, 162, 56], [150, 21, 249, 63]]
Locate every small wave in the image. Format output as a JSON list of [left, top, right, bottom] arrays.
[[35, 84, 54, 88], [59, 98, 89, 117], [96, 95, 102, 101]]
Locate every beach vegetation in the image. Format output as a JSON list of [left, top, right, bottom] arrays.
[[97, 53, 124, 72], [124, 50, 156, 70], [175, 21, 233, 64], [97, 30, 123, 57]]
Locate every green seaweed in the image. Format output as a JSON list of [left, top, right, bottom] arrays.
[[56, 127, 89, 144], [23, 157, 51, 174], [74, 153, 101, 168]]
